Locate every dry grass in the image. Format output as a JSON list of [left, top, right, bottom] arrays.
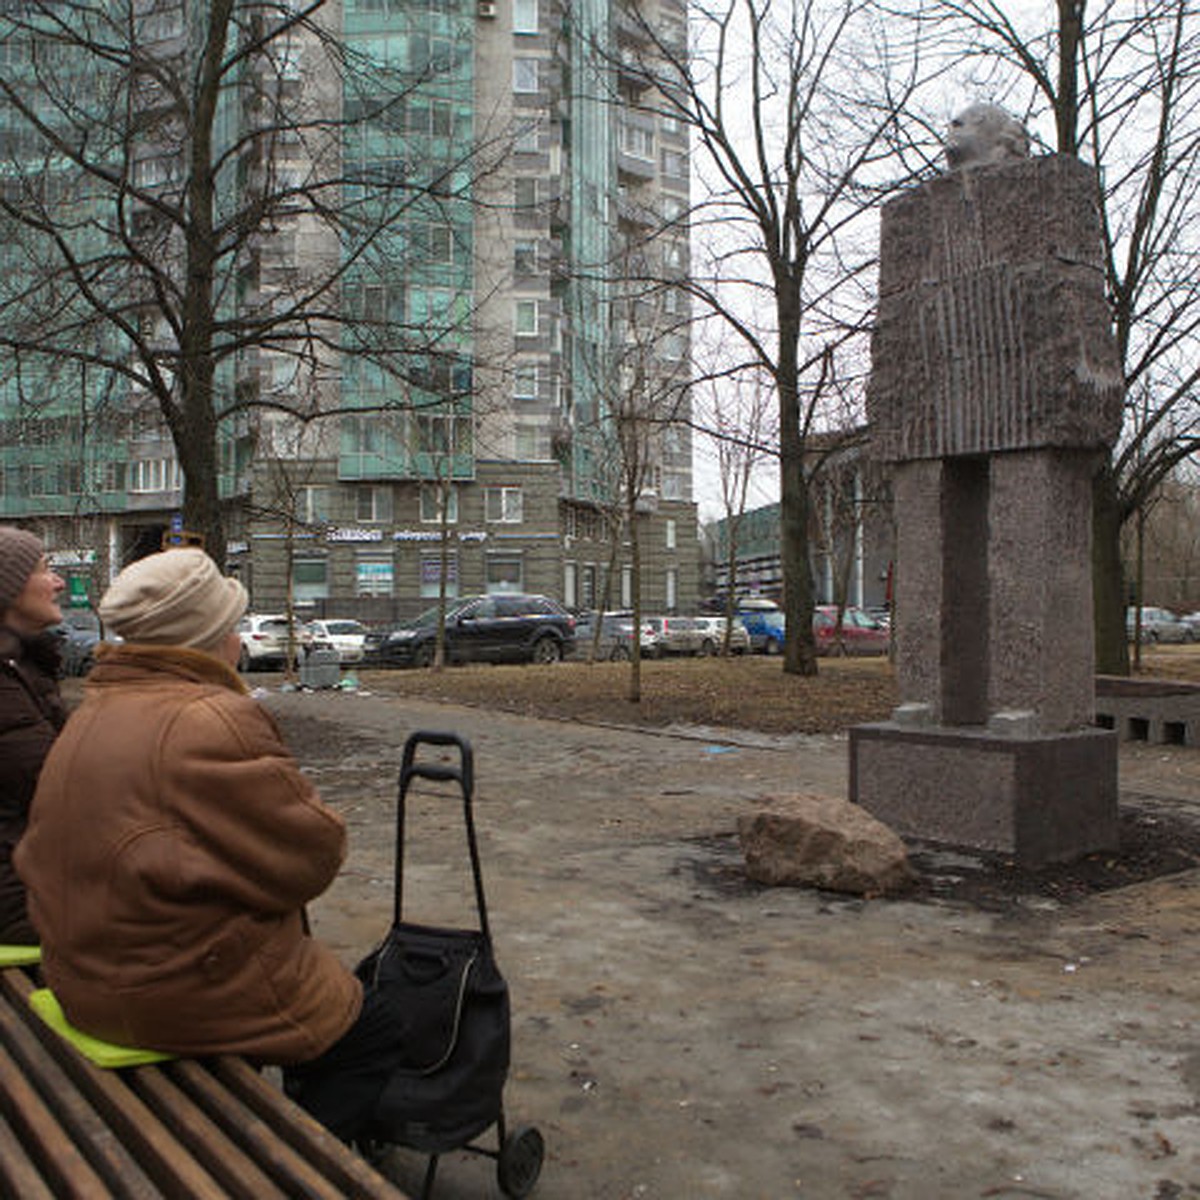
[[356, 643, 1200, 736]]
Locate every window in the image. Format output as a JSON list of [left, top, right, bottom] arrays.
[[420, 484, 458, 523], [563, 561, 577, 608], [356, 485, 393, 523], [295, 486, 330, 525], [581, 565, 596, 609], [485, 486, 523, 523], [621, 565, 632, 609], [420, 552, 459, 599], [514, 240, 538, 275], [513, 0, 538, 33], [356, 557, 394, 597], [417, 414, 471, 455], [129, 458, 182, 494], [662, 149, 687, 179], [666, 567, 678, 611], [292, 557, 329, 601], [514, 177, 538, 210], [515, 300, 538, 336], [665, 518, 676, 550], [513, 363, 538, 400], [514, 121, 540, 153], [486, 554, 524, 593], [513, 58, 539, 94], [516, 423, 550, 459], [620, 124, 654, 161]]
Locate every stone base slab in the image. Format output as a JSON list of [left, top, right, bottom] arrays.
[[849, 723, 1118, 867]]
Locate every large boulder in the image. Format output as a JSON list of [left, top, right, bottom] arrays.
[[737, 793, 915, 896]]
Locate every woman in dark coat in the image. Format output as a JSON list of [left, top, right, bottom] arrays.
[[0, 527, 66, 944]]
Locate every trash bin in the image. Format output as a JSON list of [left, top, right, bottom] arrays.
[[300, 647, 341, 689]]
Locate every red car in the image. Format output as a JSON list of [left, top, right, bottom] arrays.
[[813, 606, 890, 656]]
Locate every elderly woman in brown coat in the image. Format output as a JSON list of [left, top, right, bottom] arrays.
[[0, 527, 66, 945], [17, 547, 415, 1140]]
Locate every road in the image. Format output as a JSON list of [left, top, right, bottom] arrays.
[[261, 685, 1200, 1200]]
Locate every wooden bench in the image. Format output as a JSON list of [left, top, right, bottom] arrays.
[[0, 967, 411, 1199]]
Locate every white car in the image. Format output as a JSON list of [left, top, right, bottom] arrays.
[[693, 615, 751, 655], [237, 614, 299, 672], [304, 618, 367, 664]]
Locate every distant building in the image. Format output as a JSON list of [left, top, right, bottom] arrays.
[[0, 0, 697, 619], [709, 438, 894, 610]]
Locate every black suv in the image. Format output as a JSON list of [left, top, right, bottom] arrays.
[[364, 594, 576, 668]]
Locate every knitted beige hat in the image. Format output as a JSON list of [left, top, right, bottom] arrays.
[[0, 527, 46, 613], [100, 547, 248, 651]]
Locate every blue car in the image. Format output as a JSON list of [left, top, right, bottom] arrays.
[[737, 607, 786, 654]]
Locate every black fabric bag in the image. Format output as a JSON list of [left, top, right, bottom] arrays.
[[356, 920, 510, 1153]]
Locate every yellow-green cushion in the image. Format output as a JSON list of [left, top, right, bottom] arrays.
[[28, 989, 174, 1068], [0, 944, 41, 967]]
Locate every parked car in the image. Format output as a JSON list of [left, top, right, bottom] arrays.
[[1126, 606, 1193, 644], [813, 605, 890, 656], [364, 594, 575, 668], [1182, 612, 1200, 638], [737, 606, 786, 654], [641, 615, 706, 657], [50, 610, 104, 677], [692, 615, 751, 655], [237, 613, 300, 672], [303, 618, 368, 664], [572, 612, 649, 662]]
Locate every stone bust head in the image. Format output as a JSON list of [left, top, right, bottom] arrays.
[[945, 103, 1030, 169]]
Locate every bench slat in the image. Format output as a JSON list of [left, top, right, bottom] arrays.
[[0, 969, 411, 1199], [167, 1059, 349, 1200], [0, 1041, 118, 1197], [128, 1065, 290, 1200], [0, 969, 227, 1200], [211, 1056, 409, 1200], [0, 973, 163, 1198], [0, 1111, 59, 1200]]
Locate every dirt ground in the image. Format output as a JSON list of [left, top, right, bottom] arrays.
[[244, 649, 1200, 1200]]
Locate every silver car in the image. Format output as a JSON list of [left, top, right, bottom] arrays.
[[692, 615, 751, 655], [1126, 606, 1193, 644]]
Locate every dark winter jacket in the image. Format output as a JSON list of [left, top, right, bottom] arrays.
[[0, 627, 65, 944]]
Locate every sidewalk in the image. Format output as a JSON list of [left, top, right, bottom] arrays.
[[268, 688, 1200, 1200]]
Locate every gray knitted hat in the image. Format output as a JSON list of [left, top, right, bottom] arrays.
[[99, 547, 248, 651], [0, 527, 46, 613]]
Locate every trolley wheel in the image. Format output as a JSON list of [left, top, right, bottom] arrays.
[[497, 1124, 544, 1198]]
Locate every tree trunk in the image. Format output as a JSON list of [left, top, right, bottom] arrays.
[[1093, 461, 1130, 675]]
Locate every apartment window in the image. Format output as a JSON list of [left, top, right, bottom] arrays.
[[666, 567, 678, 611], [292, 557, 329, 601], [514, 179, 539, 212], [514, 121, 540, 153], [425, 222, 454, 264], [563, 561, 577, 609], [516, 423, 549, 460], [420, 552, 459, 599], [417, 414, 471, 455], [356, 556, 394, 597], [513, 0, 538, 33], [486, 554, 524, 593], [129, 458, 182, 494], [621, 565, 633, 609], [420, 483, 459, 523], [485, 486, 523, 524], [513, 58, 540, 94], [513, 363, 538, 401], [662, 149, 687, 178], [662, 470, 687, 501], [514, 240, 538, 275], [620, 124, 654, 161], [666, 518, 676, 550], [515, 300, 538, 337], [295, 486, 331, 525], [355, 485, 393, 523]]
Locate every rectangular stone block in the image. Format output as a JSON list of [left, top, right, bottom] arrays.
[[848, 722, 1118, 867]]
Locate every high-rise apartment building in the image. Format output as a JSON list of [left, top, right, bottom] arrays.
[[0, 0, 697, 619]]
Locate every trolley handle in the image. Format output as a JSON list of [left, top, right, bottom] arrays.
[[395, 731, 489, 942]]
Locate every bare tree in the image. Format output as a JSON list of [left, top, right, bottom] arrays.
[[913, 0, 1200, 672], [0, 0, 501, 563], [609, 0, 929, 674]]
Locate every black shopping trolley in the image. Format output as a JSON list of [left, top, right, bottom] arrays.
[[357, 731, 544, 1200]]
